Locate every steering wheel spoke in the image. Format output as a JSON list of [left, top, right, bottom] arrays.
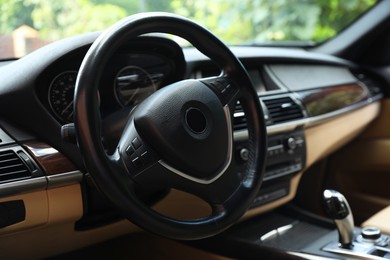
[[134, 154, 242, 209], [116, 118, 160, 178], [201, 76, 240, 107]]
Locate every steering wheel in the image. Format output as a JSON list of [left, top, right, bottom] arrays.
[[74, 12, 267, 240]]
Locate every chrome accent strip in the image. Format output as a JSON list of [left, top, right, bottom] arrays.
[[260, 229, 278, 241], [260, 222, 297, 242], [47, 170, 84, 189], [267, 145, 283, 151], [277, 223, 295, 235], [0, 171, 84, 198], [234, 129, 249, 142], [0, 177, 47, 198], [159, 105, 233, 185], [234, 97, 381, 140]]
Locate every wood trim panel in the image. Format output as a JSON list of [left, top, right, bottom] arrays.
[[23, 141, 77, 175], [297, 83, 368, 117]]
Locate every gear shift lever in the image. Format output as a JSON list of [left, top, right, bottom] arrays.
[[323, 189, 354, 248]]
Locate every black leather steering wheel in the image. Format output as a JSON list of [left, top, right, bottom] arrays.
[[74, 12, 267, 240]]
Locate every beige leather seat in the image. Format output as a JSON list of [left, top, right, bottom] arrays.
[[362, 206, 390, 234]]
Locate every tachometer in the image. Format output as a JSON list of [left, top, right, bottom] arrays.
[[48, 71, 77, 123], [114, 66, 162, 107]]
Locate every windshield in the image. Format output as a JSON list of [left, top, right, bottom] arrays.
[[0, 0, 376, 60]]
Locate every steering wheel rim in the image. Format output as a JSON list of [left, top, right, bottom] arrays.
[[74, 12, 267, 240]]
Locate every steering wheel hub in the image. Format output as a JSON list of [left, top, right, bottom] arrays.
[[134, 80, 228, 179], [185, 107, 207, 134]]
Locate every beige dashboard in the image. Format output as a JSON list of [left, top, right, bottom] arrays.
[[0, 99, 381, 259]]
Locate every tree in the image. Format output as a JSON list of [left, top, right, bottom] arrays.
[[91, 0, 139, 14], [0, 0, 34, 33], [169, 0, 376, 44], [30, 0, 127, 40], [91, 0, 172, 14], [144, 0, 172, 12], [314, 0, 376, 42], [0, 0, 377, 44]]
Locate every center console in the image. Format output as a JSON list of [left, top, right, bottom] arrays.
[[193, 190, 390, 260], [322, 227, 390, 259], [235, 128, 306, 207], [321, 190, 390, 259]]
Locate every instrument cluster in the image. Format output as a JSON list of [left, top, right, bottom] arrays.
[[43, 36, 185, 124]]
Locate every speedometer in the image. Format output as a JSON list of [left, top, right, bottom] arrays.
[[48, 71, 77, 123]]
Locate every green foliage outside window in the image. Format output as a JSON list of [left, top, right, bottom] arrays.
[[0, 0, 376, 44]]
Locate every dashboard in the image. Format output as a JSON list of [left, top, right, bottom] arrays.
[[2, 34, 384, 206], [0, 33, 385, 258]]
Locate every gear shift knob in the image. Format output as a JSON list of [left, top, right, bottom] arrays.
[[323, 189, 354, 248]]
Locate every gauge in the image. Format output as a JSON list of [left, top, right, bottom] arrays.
[[114, 66, 163, 107], [48, 71, 77, 123]]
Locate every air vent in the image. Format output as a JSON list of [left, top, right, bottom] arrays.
[[0, 150, 31, 183], [355, 73, 383, 96], [233, 103, 247, 131], [262, 96, 304, 124]]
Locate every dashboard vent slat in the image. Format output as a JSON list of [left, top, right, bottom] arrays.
[[233, 95, 305, 129], [0, 150, 31, 183], [263, 96, 304, 124]]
